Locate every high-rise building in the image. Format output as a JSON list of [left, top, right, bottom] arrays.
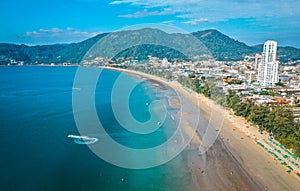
[[257, 40, 279, 86], [254, 53, 261, 70]]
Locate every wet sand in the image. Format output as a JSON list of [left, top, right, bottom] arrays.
[[105, 67, 300, 191]]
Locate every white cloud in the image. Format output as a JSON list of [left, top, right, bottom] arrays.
[[119, 8, 174, 18], [66, 27, 76, 31], [26, 27, 98, 38], [109, 0, 129, 5], [110, 0, 300, 23], [25, 27, 100, 44], [161, 20, 175, 24], [109, 0, 300, 47], [183, 18, 208, 25]]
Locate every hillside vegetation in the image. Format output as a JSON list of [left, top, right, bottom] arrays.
[[1, 29, 299, 65]]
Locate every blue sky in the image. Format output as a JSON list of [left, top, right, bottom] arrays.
[[0, 0, 300, 47]]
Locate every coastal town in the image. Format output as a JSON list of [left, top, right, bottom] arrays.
[[99, 40, 300, 179], [87, 40, 300, 120]]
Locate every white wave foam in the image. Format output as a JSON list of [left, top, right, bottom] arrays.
[[67, 134, 98, 145]]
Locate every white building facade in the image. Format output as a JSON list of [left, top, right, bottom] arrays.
[[257, 40, 279, 86]]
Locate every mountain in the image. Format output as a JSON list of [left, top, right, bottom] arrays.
[[1, 29, 300, 65], [0, 33, 108, 65], [192, 29, 258, 61], [85, 28, 210, 62]]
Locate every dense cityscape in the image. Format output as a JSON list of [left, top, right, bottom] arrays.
[[111, 40, 300, 178], [101, 40, 300, 174], [98, 40, 300, 112]]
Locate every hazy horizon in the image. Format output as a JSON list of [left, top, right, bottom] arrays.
[[1, 28, 298, 50]]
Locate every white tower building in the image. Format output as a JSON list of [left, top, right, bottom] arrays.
[[257, 40, 279, 86]]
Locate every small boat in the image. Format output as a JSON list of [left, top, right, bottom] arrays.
[[67, 134, 98, 145], [157, 122, 161, 126], [170, 115, 175, 120]]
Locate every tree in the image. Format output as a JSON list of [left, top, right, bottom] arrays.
[[202, 83, 211, 97], [235, 99, 254, 118]]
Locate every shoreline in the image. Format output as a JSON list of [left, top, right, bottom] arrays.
[[106, 66, 300, 191]]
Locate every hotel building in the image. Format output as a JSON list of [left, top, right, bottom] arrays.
[[257, 40, 279, 86]]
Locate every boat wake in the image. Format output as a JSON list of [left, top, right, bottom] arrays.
[[67, 135, 99, 145]]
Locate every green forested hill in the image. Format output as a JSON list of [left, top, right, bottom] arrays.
[[0, 33, 108, 65], [192, 29, 258, 61], [0, 29, 299, 65]]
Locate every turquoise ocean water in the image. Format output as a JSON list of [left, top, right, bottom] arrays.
[[0, 66, 196, 191]]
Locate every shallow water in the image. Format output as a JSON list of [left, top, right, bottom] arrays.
[[0, 66, 196, 191]]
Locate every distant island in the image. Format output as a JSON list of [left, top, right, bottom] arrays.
[[1, 29, 300, 65]]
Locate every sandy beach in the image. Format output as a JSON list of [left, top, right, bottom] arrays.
[[105, 66, 300, 191]]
